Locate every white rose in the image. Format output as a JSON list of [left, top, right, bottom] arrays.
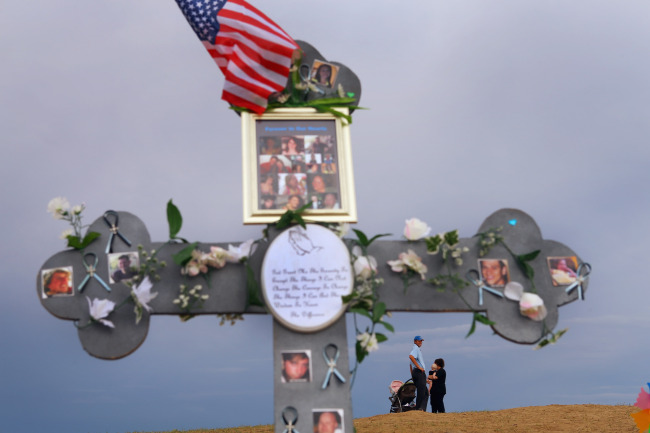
[[354, 255, 377, 280], [519, 293, 547, 321], [47, 197, 70, 220], [403, 218, 432, 241]]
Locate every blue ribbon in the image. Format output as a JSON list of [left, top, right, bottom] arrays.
[[281, 406, 299, 433], [565, 262, 591, 301], [103, 210, 132, 254], [78, 253, 111, 293], [466, 269, 504, 306], [322, 343, 346, 389]]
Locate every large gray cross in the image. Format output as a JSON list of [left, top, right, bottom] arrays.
[[37, 207, 587, 432]]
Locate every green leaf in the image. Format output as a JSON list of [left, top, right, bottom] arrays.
[[555, 328, 568, 339], [167, 199, 183, 239], [465, 315, 477, 338], [535, 338, 550, 349], [379, 321, 395, 332], [80, 232, 101, 249], [172, 242, 198, 266], [443, 230, 460, 247], [522, 261, 535, 280], [294, 214, 306, 229], [355, 341, 367, 364], [275, 211, 294, 230], [372, 302, 387, 322], [275, 203, 311, 230], [246, 263, 265, 307], [352, 229, 369, 247], [65, 235, 83, 249], [474, 313, 495, 326], [366, 233, 392, 247], [518, 250, 541, 262], [306, 97, 356, 106], [349, 308, 372, 319], [375, 333, 388, 343], [66, 232, 101, 250], [307, 104, 353, 124], [425, 235, 443, 254]]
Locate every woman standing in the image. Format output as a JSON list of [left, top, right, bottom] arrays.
[[428, 358, 446, 413]]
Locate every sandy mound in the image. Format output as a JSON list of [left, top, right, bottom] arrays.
[[353, 404, 638, 433], [176, 404, 639, 432]]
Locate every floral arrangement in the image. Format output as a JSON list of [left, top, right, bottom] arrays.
[[47, 197, 99, 250], [342, 228, 392, 387], [232, 51, 362, 124], [47, 197, 588, 383], [49, 198, 256, 328]]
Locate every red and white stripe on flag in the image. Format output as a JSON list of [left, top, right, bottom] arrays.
[[203, 0, 298, 113]]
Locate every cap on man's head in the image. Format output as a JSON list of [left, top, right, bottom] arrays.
[[414, 335, 423, 341]]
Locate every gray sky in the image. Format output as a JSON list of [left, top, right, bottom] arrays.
[[2, 1, 649, 432]]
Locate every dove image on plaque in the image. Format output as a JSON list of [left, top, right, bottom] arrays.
[[261, 224, 353, 332]]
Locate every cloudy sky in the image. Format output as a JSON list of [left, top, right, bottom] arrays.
[[2, 1, 649, 432]]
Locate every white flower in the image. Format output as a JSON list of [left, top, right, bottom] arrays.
[[206, 246, 228, 269], [354, 255, 378, 280], [47, 197, 70, 220], [356, 332, 379, 352], [403, 218, 431, 241], [71, 203, 85, 215], [59, 228, 74, 240], [352, 246, 377, 279], [388, 249, 428, 280], [132, 277, 158, 313], [519, 293, 547, 321], [504, 282, 524, 301], [86, 297, 116, 328], [226, 239, 257, 263]]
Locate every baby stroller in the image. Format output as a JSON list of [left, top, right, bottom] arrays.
[[388, 379, 417, 413]]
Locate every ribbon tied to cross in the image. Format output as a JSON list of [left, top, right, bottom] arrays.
[[281, 406, 300, 433], [321, 343, 346, 389], [103, 210, 132, 254], [565, 262, 591, 301], [78, 252, 112, 293], [466, 269, 504, 306]]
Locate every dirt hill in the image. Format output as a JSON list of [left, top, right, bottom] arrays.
[[159, 404, 639, 433]]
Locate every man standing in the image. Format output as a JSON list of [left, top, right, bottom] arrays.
[[409, 335, 428, 411]]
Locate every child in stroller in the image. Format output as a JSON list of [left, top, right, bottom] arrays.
[[388, 379, 417, 413]]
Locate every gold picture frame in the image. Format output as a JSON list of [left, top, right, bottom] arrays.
[[242, 108, 357, 224]]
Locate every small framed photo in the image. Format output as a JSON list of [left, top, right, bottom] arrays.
[[242, 108, 357, 224], [547, 256, 579, 286], [309, 60, 340, 89], [478, 259, 510, 288], [41, 266, 74, 298], [313, 409, 344, 433], [108, 252, 139, 284], [280, 350, 312, 383]]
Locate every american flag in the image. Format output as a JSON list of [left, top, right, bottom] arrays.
[[175, 0, 298, 114]]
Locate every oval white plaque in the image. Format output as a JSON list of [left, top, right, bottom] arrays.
[[261, 224, 353, 333]]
